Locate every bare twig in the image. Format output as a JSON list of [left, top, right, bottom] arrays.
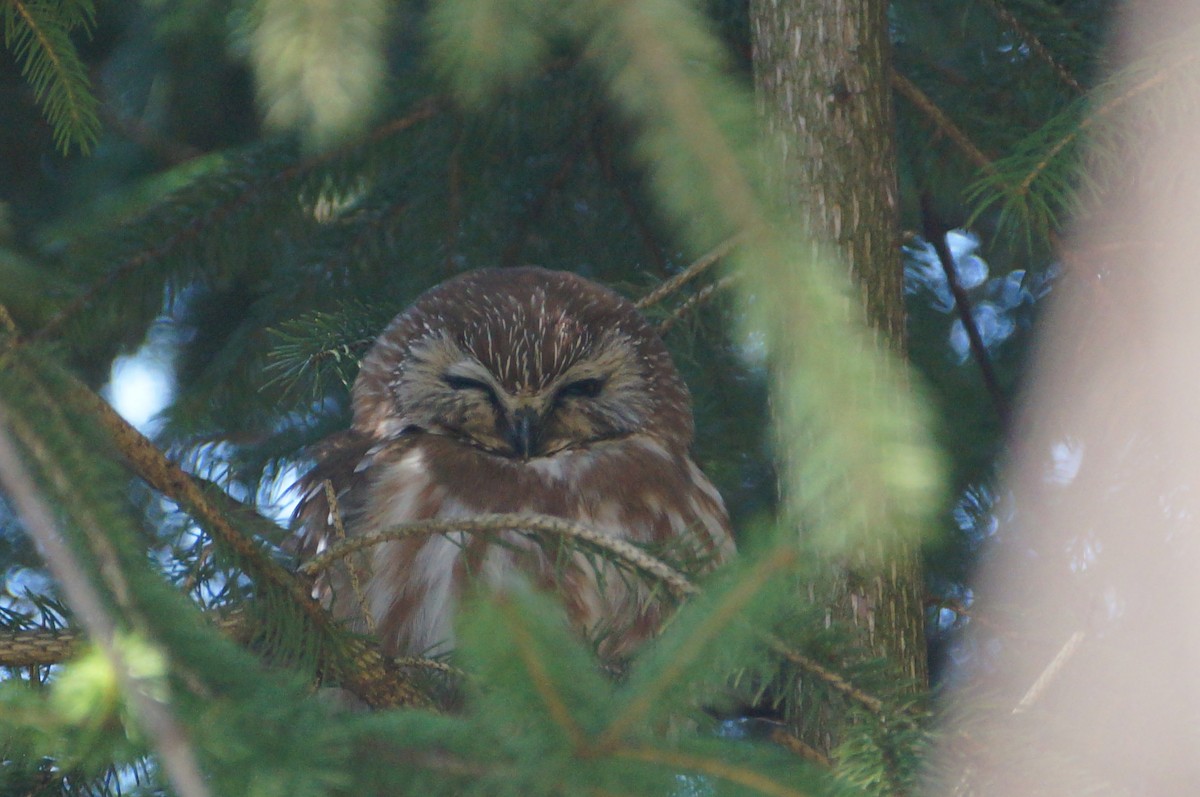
[[769, 728, 832, 768], [764, 634, 885, 714], [981, 0, 1083, 94], [919, 194, 1011, 425], [656, 275, 736, 336], [0, 406, 212, 797], [890, 72, 996, 175], [1012, 630, 1085, 713], [635, 236, 740, 310], [299, 513, 698, 600]]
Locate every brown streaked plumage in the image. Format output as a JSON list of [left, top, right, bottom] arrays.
[[294, 267, 733, 660]]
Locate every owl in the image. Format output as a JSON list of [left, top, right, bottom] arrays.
[[293, 267, 734, 661]]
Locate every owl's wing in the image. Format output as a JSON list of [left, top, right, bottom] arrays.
[[291, 430, 377, 596]]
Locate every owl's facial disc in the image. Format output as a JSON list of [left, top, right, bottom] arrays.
[[442, 367, 627, 460], [394, 333, 652, 460]]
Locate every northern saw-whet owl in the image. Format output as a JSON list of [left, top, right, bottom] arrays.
[[294, 267, 734, 660]]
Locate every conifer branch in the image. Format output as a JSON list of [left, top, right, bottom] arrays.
[[394, 656, 465, 678], [635, 236, 739, 310], [84, 384, 429, 708], [496, 592, 588, 750], [656, 275, 735, 337], [298, 513, 698, 600], [0, 407, 211, 797], [613, 745, 810, 797], [890, 72, 996, 175], [4, 0, 101, 154], [0, 344, 430, 708], [597, 550, 797, 749], [0, 612, 252, 669], [1016, 54, 1199, 194], [0, 626, 79, 666], [25, 99, 440, 345], [981, 0, 1083, 94]]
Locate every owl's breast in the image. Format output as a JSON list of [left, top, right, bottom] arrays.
[[384, 435, 679, 529], [338, 431, 731, 657]]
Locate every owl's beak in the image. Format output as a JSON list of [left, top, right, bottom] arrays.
[[507, 407, 541, 460]]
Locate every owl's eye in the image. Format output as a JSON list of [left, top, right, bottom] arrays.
[[443, 374, 499, 404], [557, 377, 606, 400]]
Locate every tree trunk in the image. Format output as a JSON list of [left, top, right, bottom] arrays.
[[750, 0, 928, 754]]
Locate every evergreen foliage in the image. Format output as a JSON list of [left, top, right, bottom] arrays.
[[2, 0, 100, 154], [0, 0, 1148, 794]]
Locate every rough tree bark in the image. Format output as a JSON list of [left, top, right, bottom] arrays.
[[750, 0, 928, 754]]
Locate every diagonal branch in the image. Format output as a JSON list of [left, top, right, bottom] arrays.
[[0, 407, 211, 797], [981, 0, 1083, 94], [496, 593, 588, 750], [1017, 51, 1200, 194], [890, 72, 997, 176], [656, 275, 736, 337], [764, 634, 884, 714], [596, 549, 797, 750], [77, 380, 427, 707], [919, 194, 1011, 425], [613, 745, 810, 797], [0, 335, 429, 708], [769, 729, 832, 768], [635, 236, 740, 311]]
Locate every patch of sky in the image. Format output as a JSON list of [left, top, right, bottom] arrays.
[[674, 775, 716, 797], [1047, 440, 1083, 486], [103, 321, 177, 435], [954, 482, 1000, 546], [259, 461, 306, 525], [905, 229, 1057, 363], [98, 315, 302, 612]]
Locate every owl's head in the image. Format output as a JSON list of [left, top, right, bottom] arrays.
[[352, 268, 694, 459]]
